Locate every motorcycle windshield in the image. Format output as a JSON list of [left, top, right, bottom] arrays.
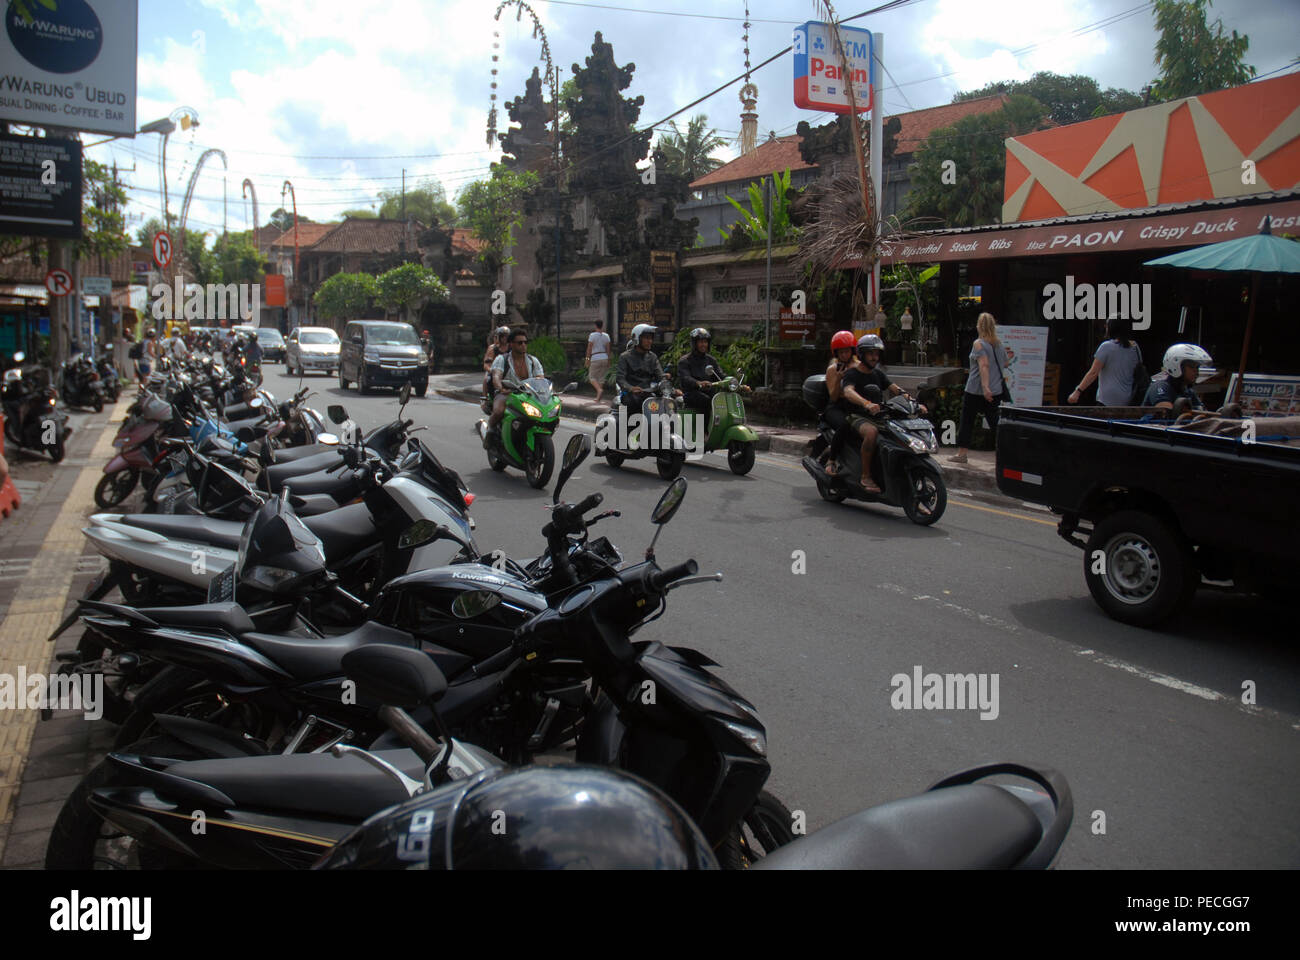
[[523, 378, 553, 405], [412, 439, 470, 513]]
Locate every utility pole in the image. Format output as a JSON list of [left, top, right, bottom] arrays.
[[764, 174, 772, 389]]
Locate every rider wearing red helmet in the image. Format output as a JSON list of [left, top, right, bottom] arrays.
[[817, 330, 859, 475]]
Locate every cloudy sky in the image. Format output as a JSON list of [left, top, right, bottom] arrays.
[[92, 0, 1298, 242]]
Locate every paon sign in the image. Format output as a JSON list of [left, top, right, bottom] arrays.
[[0, 0, 138, 137], [792, 20, 872, 114], [870, 200, 1300, 266], [0, 132, 82, 239]]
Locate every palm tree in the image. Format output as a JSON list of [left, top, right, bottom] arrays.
[[659, 115, 727, 183]]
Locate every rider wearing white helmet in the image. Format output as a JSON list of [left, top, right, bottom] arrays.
[[615, 323, 675, 411], [1143, 343, 1212, 411]]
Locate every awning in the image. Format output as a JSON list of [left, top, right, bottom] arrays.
[[0, 284, 48, 303], [556, 264, 623, 282], [873, 197, 1300, 265], [683, 244, 800, 268]]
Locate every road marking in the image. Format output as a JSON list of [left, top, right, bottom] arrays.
[[879, 583, 1300, 730]]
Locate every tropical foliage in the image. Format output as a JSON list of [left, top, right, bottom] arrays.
[[658, 115, 727, 183], [1150, 0, 1255, 102], [315, 271, 380, 321], [719, 168, 800, 247], [377, 263, 449, 325]]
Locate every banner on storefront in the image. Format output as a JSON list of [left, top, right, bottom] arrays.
[[998, 325, 1049, 407]]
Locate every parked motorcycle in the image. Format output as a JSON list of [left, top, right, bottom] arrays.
[[593, 377, 690, 479], [799, 375, 947, 525], [2, 353, 69, 462], [95, 352, 122, 402], [60, 352, 105, 412], [94, 392, 177, 508], [476, 376, 573, 489]]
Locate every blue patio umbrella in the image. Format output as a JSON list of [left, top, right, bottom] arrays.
[[1145, 217, 1300, 402]]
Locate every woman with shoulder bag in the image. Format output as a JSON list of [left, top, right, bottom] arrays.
[[949, 312, 1011, 464], [1068, 317, 1141, 406]]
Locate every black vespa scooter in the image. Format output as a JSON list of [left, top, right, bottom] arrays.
[[2, 352, 71, 462]]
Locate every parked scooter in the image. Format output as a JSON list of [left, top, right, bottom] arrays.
[[678, 367, 758, 475], [799, 375, 947, 525], [2, 353, 70, 462], [594, 377, 690, 479], [59, 352, 105, 412], [476, 376, 574, 489], [96, 352, 122, 402]]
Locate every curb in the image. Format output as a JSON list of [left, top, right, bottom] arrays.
[[436, 385, 1001, 493]]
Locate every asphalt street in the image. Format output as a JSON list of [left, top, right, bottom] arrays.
[[268, 364, 1299, 869]]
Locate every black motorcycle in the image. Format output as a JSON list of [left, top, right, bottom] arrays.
[[2, 353, 70, 462], [60, 352, 105, 412], [799, 375, 947, 525], [96, 352, 122, 402]]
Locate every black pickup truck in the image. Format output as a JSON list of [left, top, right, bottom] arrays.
[[995, 406, 1300, 627]]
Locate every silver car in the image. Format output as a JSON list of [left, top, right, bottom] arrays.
[[285, 326, 341, 377]]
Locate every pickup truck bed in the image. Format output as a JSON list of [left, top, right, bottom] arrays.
[[996, 406, 1300, 626]]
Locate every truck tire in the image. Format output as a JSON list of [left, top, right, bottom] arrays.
[[1084, 510, 1196, 627]]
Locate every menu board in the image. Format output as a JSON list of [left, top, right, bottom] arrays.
[[1228, 374, 1300, 415], [997, 325, 1049, 406]]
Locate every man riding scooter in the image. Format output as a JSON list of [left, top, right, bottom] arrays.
[[841, 335, 926, 494], [485, 327, 545, 446], [677, 327, 725, 414], [616, 323, 678, 411]]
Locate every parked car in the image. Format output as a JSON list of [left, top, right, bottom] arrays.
[[339, 320, 427, 396], [285, 325, 341, 377], [254, 326, 286, 362]]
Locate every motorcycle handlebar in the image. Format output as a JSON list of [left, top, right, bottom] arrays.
[[648, 559, 698, 593], [574, 492, 603, 516]]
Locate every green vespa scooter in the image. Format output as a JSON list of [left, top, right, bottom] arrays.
[[680, 369, 759, 475], [477, 376, 576, 489]]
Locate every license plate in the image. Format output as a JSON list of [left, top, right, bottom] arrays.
[[900, 418, 933, 431], [207, 563, 236, 603]]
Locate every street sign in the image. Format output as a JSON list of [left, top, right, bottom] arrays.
[[82, 276, 112, 296], [792, 21, 873, 114], [152, 231, 173, 269], [780, 309, 816, 340], [44, 268, 73, 297], [0, 133, 83, 240], [264, 274, 286, 307]]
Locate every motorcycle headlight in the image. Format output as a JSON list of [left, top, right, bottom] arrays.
[[907, 434, 928, 454], [241, 564, 304, 592], [718, 720, 767, 757], [521, 401, 542, 419]]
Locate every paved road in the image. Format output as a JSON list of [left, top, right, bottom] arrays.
[[269, 365, 1299, 869]]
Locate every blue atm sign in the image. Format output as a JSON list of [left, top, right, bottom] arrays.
[[793, 21, 873, 114]]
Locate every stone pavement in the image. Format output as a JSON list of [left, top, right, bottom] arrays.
[[434, 376, 1002, 495], [0, 397, 131, 868]]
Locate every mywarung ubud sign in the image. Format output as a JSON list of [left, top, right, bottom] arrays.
[[792, 20, 872, 114]]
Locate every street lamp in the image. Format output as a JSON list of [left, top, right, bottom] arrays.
[[138, 108, 199, 232]]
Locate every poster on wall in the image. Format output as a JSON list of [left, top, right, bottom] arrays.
[[1227, 373, 1300, 415], [998, 325, 1049, 406]]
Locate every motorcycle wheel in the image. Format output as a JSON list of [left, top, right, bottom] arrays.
[[49, 434, 66, 463], [94, 469, 139, 509], [815, 478, 845, 503], [716, 790, 797, 869], [93, 393, 104, 413], [727, 440, 756, 476], [487, 447, 507, 471], [903, 467, 946, 525], [656, 451, 685, 480], [525, 434, 555, 489], [45, 734, 209, 870], [605, 452, 625, 469]]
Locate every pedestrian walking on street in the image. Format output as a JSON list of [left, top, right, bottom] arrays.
[[949, 312, 1010, 464], [586, 318, 611, 404], [1069, 317, 1142, 406]]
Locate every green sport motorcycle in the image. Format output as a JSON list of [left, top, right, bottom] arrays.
[[679, 371, 759, 475], [477, 377, 574, 489]]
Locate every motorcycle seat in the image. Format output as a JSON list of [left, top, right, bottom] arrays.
[[263, 451, 344, 486], [271, 442, 340, 464], [276, 467, 364, 504], [120, 513, 243, 550], [224, 414, 267, 437], [301, 501, 378, 559], [222, 402, 253, 419], [157, 748, 425, 819], [135, 602, 256, 636], [241, 620, 414, 682], [751, 784, 1042, 870]]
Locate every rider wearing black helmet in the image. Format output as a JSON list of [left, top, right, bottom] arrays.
[[840, 335, 926, 493], [482, 325, 512, 405], [677, 327, 724, 415]]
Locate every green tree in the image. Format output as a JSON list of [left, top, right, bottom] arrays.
[[315, 271, 379, 321], [658, 114, 727, 183], [955, 72, 1144, 125], [719, 168, 800, 247], [905, 94, 1048, 227], [1150, 0, 1255, 101], [212, 232, 264, 284], [377, 262, 449, 326], [456, 166, 540, 277], [341, 208, 377, 219], [378, 178, 457, 226]]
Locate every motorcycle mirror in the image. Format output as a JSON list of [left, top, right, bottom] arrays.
[[399, 382, 412, 407], [651, 477, 688, 525], [317, 433, 339, 445], [327, 404, 347, 424], [341, 644, 448, 709], [12, 351, 24, 363], [553, 433, 592, 504]]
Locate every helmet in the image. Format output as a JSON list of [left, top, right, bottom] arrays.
[[316, 765, 718, 871], [632, 323, 657, 342], [1161, 343, 1212, 379], [690, 327, 711, 343], [857, 334, 885, 360], [831, 330, 856, 352], [495, 325, 510, 338]]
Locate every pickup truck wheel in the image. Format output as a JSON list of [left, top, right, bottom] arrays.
[[1085, 511, 1194, 627]]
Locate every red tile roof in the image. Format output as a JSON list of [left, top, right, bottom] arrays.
[[306, 217, 427, 254], [268, 222, 338, 250], [690, 95, 1015, 189], [451, 228, 485, 256]]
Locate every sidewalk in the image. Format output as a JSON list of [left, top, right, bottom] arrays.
[[434, 376, 1001, 495], [0, 397, 131, 868]]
